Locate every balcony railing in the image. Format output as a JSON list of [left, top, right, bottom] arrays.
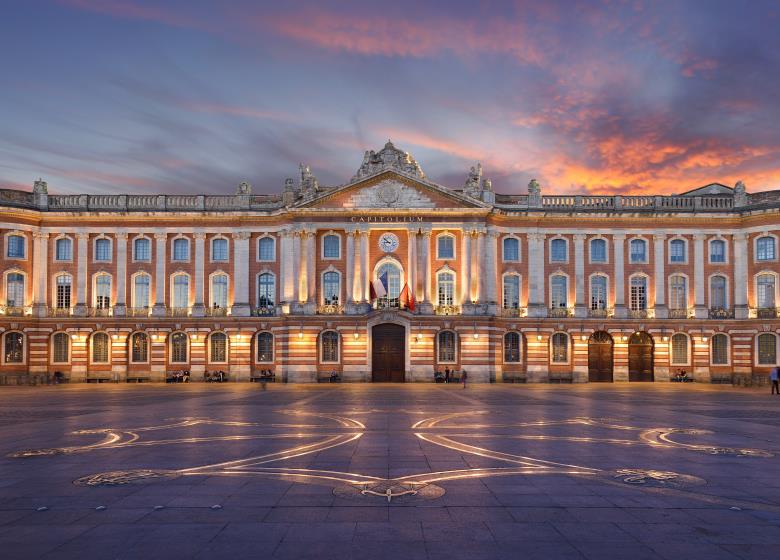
[[48, 307, 72, 317], [317, 304, 344, 315], [669, 308, 690, 319], [127, 307, 151, 317], [435, 304, 460, 315], [587, 307, 613, 318], [709, 307, 734, 319], [205, 306, 229, 317], [88, 306, 113, 317], [251, 306, 277, 317], [0, 305, 29, 316], [375, 298, 401, 310], [167, 307, 191, 317], [549, 307, 572, 318], [757, 307, 780, 319], [628, 309, 648, 319], [501, 307, 527, 318]]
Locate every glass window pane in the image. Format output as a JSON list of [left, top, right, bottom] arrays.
[[258, 237, 274, 261], [131, 333, 148, 363], [7, 235, 25, 258], [503, 238, 519, 261], [95, 275, 111, 309], [671, 334, 688, 364], [53, 333, 69, 363], [630, 276, 647, 310], [92, 333, 109, 363], [670, 276, 687, 310], [551, 333, 568, 363], [212, 238, 228, 261], [758, 274, 776, 308], [710, 276, 726, 308], [171, 332, 188, 363], [210, 333, 227, 362], [503, 275, 520, 309], [711, 334, 728, 365], [438, 331, 456, 362], [95, 238, 111, 261], [323, 271, 340, 305], [6, 273, 24, 307], [56, 238, 72, 261], [322, 331, 339, 362], [504, 332, 521, 362], [134, 275, 150, 309], [134, 238, 150, 261], [257, 273, 275, 307], [758, 333, 777, 365], [550, 239, 567, 262], [551, 275, 567, 308], [56, 275, 72, 309], [173, 238, 189, 261], [757, 237, 776, 261], [437, 236, 454, 259], [437, 272, 454, 306], [670, 239, 686, 262], [710, 240, 725, 262], [173, 275, 189, 308], [4, 332, 23, 363], [257, 333, 273, 362], [591, 239, 606, 262], [211, 274, 228, 308], [630, 239, 646, 262], [323, 235, 340, 258]]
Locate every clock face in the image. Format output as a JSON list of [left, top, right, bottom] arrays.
[[378, 232, 399, 253]]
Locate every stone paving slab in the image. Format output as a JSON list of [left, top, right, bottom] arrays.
[[0, 383, 778, 558]]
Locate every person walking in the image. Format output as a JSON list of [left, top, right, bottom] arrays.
[[461, 369, 468, 389], [771, 365, 779, 395], [444, 367, 450, 384]]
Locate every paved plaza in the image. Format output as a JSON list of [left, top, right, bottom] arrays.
[[0, 384, 779, 559]]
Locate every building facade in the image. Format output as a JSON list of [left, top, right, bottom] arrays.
[[1, 142, 779, 383]]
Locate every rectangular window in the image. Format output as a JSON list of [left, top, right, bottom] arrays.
[[630, 240, 646, 263], [669, 277, 687, 310], [590, 239, 607, 263], [56, 277, 71, 309], [670, 240, 686, 263], [212, 238, 228, 261], [437, 236, 454, 259], [630, 277, 646, 311], [55, 239, 72, 261], [95, 238, 111, 261], [590, 276, 607, 310], [503, 276, 520, 309], [134, 238, 151, 261], [173, 238, 189, 261], [710, 240, 726, 263], [7, 236, 25, 258], [550, 239, 567, 262], [551, 276, 567, 308]]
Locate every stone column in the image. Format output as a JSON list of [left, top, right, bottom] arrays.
[[419, 227, 433, 313], [304, 230, 316, 314], [74, 232, 89, 316], [407, 227, 417, 303], [152, 232, 167, 316], [114, 232, 128, 316], [733, 233, 749, 319], [192, 232, 206, 317], [653, 234, 667, 318], [484, 228, 499, 314], [32, 232, 49, 317], [361, 228, 370, 303], [460, 229, 471, 306], [693, 234, 707, 318], [291, 229, 301, 305], [473, 229, 484, 304], [345, 228, 355, 305], [573, 233, 586, 318], [613, 233, 626, 318], [278, 230, 290, 306], [352, 229, 363, 303], [231, 231, 251, 316], [527, 232, 546, 317]]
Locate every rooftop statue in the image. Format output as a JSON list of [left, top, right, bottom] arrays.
[[352, 140, 425, 180]]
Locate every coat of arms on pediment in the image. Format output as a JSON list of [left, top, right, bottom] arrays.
[[344, 180, 435, 209]]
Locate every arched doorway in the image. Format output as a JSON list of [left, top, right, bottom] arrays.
[[628, 332, 654, 382], [588, 331, 613, 382], [372, 323, 405, 382]]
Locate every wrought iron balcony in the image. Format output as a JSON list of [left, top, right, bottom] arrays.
[[375, 298, 401, 310], [205, 306, 229, 317], [127, 307, 151, 317], [628, 309, 648, 319], [709, 307, 734, 319], [318, 304, 344, 315], [0, 305, 29, 316], [88, 306, 113, 317], [48, 307, 72, 317], [434, 304, 460, 315], [587, 307, 613, 318], [501, 307, 527, 318], [251, 305, 277, 317], [548, 307, 572, 318], [167, 306, 191, 317], [756, 307, 780, 319], [669, 308, 690, 319]]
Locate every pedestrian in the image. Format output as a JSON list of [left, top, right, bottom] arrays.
[[771, 365, 780, 395], [462, 369, 468, 389], [444, 367, 450, 384]]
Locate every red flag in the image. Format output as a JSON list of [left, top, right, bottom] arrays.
[[369, 281, 377, 301], [400, 283, 415, 311]]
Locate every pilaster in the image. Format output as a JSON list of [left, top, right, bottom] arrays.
[[653, 234, 667, 318], [32, 232, 49, 317], [613, 233, 626, 318], [191, 232, 206, 317], [152, 232, 167, 317], [693, 233, 707, 319], [733, 232, 749, 319], [573, 233, 586, 318], [114, 231, 128, 317], [231, 231, 251, 316], [73, 232, 89, 317]]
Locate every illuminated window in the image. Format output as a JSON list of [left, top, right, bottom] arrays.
[[670, 333, 688, 365], [91, 333, 109, 363], [758, 333, 777, 365], [551, 333, 568, 363], [437, 331, 456, 363], [210, 332, 227, 363], [257, 332, 273, 363], [711, 334, 728, 365], [170, 332, 188, 363], [52, 333, 69, 364], [504, 332, 521, 363], [131, 332, 148, 363], [321, 331, 339, 363]]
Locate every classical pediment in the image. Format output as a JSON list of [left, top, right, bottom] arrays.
[[294, 171, 488, 211]]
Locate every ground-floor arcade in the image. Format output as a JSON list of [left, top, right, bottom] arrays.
[[0, 312, 777, 383]]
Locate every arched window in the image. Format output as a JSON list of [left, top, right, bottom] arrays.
[[757, 273, 776, 308], [170, 332, 188, 363], [590, 275, 607, 310], [95, 238, 111, 261], [91, 332, 109, 363], [130, 332, 148, 363], [210, 332, 227, 363], [502, 275, 520, 310], [550, 238, 567, 262], [257, 332, 273, 362], [629, 239, 647, 263], [437, 234, 455, 259], [133, 274, 150, 310], [710, 276, 727, 309], [5, 273, 24, 308], [172, 274, 189, 309], [211, 238, 228, 261], [757, 236, 776, 261], [321, 331, 339, 363], [94, 274, 111, 309], [134, 237, 151, 261], [258, 237, 275, 261], [504, 332, 521, 363], [590, 238, 607, 263], [437, 271, 455, 306], [376, 262, 401, 307], [550, 275, 567, 308], [4, 332, 23, 363], [437, 331, 456, 363], [757, 333, 777, 365], [323, 234, 340, 259], [630, 276, 647, 311], [56, 274, 72, 309], [669, 275, 687, 310], [172, 238, 189, 261], [52, 332, 69, 363], [257, 273, 275, 308], [503, 238, 519, 262], [711, 333, 729, 365], [669, 239, 686, 263], [670, 333, 689, 365], [551, 333, 568, 363], [211, 274, 228, 309], [7, 234, 25, 258], [710, 239, 726, 263], [322, 271, 340, 305], [55, 238, 72, 261]]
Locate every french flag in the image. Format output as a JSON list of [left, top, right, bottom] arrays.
[[371, 270, 388, 299]]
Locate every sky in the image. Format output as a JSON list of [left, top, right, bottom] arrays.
[[1, 0, 779, 196]]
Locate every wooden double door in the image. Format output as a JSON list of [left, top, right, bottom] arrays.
[[628, 332, 654, 382], [371, 323, 406, 382], [588, 331, 613, 382]]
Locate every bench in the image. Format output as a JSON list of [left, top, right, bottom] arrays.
[[204, 371, 228, 382], [318, 371, 341, 383], [549, 372, 573, 384], [250, 371, 276, 382]]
